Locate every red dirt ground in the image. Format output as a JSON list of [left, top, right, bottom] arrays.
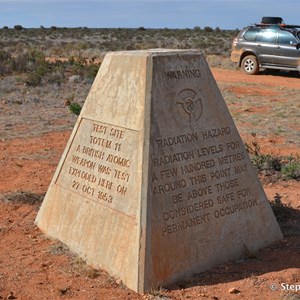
[[0, 68, 299, 300]]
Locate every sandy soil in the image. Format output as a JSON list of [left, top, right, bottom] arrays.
[[0, 68, 299, 300]]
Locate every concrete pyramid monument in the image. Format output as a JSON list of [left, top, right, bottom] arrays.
[[36, 50, 283, 293]]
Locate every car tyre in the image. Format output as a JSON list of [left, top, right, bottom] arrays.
[[241, 55, 259, 75]]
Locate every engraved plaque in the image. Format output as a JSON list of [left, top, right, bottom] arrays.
[[145, 54, 270, 284], [55, 118, 140, 218]]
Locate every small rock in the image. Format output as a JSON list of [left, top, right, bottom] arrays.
[[7, 292, 17, 299], [40, 262, 48, 268], [58, 287, 68, 295], [116, 278, 122, 285], [68, 75, 81, 83], [229, 287, 240, 294]]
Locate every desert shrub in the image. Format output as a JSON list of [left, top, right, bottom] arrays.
[[14, 25, 23, 30], [46, 71, 64, 85], [0, 76, 17, 93], [245, 133, 300, 181], [253, 153, 280, 171], [12, 53, 29, 72], [206, 55, 236, 69], [84, 64, 99, 82], [69, 103, 82, 115], [245, 133, 282, 171], [135, 35, 143, 42], [0, 50, 11, 63], [26, 65, 48, 86], [204, 26, 213, 33], [68, 75, 82, 84], [3, 26, 9, 30], [25, 50, 49, 86], [3, 191, 44, 205], [67, 56, 86, 76], [27, 49, 46, 67], [0, 49, 13, 74], [147, 286, 168, 298], [282, 160, 300, 180]]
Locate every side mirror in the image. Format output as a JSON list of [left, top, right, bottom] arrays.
[[289, 41, 300, 49]]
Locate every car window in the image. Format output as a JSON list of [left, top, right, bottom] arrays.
[[278, 31, 298, 45], [257, 29, 277, 43], [243, 28, 260, 41]]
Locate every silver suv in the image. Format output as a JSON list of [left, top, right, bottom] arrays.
[[231, 17, 300, 75]]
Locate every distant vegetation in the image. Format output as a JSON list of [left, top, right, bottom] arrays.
[[0, 26, 238, 59], [1, 26, 299, 182], [0, 26, 238, 86]]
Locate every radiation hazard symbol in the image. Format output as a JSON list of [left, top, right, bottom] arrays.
[[176, 88, 203, 122]]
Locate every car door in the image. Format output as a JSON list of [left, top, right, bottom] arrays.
[[256, 28, 278, 64], [274, 30, 300, 67]]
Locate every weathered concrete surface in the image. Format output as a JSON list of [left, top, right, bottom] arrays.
[[36, 50, 283, 293]]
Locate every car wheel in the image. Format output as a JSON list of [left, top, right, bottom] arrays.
[[241, 55, 259, 75]]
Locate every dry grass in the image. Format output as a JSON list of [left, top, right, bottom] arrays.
[[0, 27, 237, 60], [220, 80, 300, 146], [2, 191, 44, 205]]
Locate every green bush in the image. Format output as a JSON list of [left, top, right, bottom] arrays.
[[0, 50, 13, 74], [25, 50, 49, 86], [84, 64, 99, 82], [12, 53, 29, 72], [245, 135, 282, 171], [69, 103, 82, 115], [14, 25, 23, 30], [282, 161, 300, 180], [204, 26, 213, 32], [245, 133, 300, 181], [26, 65, 48, 86], [67, 56, 86, 76], [27, 49, 46, 67]]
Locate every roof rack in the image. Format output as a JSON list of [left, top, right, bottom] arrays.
[[254, 17, 300, 29], [254, 23, 300, 29], [282, 24, 300, 29]]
